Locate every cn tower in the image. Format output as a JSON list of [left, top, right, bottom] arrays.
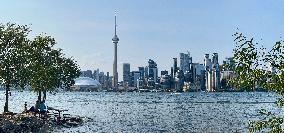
[[112, 14, 119, 89]]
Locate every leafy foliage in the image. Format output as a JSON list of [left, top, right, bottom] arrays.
[[230, 32, 268, 91], [0, 23, 80, 112], [0, 23, 30, 112], [0, 23, 30, 88], [231, 32, 284, 132]]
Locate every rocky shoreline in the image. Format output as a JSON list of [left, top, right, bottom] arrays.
[[0, 112, 85, 133]]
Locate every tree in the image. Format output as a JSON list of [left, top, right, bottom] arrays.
[[231, 32, 284, 132], [0, 23, 30, 112], [230, 32, 267, 91], [0, 23, 80, 112], [29, 35, 80, 102], [58, 57, 81, 91]]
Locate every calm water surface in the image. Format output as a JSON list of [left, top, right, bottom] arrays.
[[0, 91, 282, 132]]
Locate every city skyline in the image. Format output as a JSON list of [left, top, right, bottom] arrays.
[[1, 0, 284, 81]]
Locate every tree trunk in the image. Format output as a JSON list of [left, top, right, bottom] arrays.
[[4, 84, 9, 112], [43, 90, 46, 101], [38, 91, 42, 102]]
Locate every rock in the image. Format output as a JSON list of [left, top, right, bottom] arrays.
[[0, 112, 85, 133]]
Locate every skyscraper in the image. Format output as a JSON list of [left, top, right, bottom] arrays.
[[112, 14, 119, 89], [93, 69, 99, 80], [204, 53, 220, 92], [180, 52, 192, 73], [144, 66, 149, 79], [173, 58, 178, 77], [212, 53, 218, 65], [148, 59, 158, 83], [212, 53, 220, 90], [132, 71, 141, 88], [138, 67, 145, 79], [123, 63, 130, 86]]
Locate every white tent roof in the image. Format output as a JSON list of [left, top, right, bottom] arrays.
[[74, 77, 101, 86]]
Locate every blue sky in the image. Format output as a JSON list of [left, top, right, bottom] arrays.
[[1, 0, 284, 80]]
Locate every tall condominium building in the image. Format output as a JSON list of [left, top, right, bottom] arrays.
[[105, 72, 110, 89], [123, 63, 130, 86], [212, 53, 220, 90], [148, 59, 158, 83], [174, 70, 184, 92], [180, 52, 192, 73], [173, 58, 178, 77], [93, 69, 99, 80], [98, 72, 105, 85], [161, 70, 168, 76], [138, 67, 145, 79], [132, 71, 141, 88], [212, 53, 218, 65], [144, 66, 149, 79], [204, 53, 221, 92]]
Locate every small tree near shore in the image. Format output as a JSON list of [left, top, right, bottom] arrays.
[[0, 23, 30, 112], [29, 35, 80, 102], [0, 23, 81, 112]]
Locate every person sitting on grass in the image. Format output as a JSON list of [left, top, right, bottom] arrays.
[[39, 100, 47, 118], [29, 106, 35, 112]]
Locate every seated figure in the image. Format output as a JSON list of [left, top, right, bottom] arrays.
[[39, 100, 47, 118], [29, 106, 35, 112]]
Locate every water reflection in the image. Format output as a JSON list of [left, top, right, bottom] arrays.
[[0, 91, 282, 132]]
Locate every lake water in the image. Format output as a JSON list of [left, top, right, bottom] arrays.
[[0, 91, 282, 132]]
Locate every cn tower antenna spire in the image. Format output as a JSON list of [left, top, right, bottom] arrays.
[[115, 11, 117, 36]]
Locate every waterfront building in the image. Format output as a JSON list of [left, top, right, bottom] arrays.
[[105, 72, 111, 89], [189, 63, 205, 91], [173, 58, 178, 77], [200, 70, 206, 91], [174, 70, 184, 92], [112, 14, 119, 89], [80, 70, 93, 78], [93, 69, 99, 80], [183, 71, 192, 83], [148, 59, 158, 83], [138, 67, 145, 79], [147, 77, 155, 89], [192, 63, 205, 82], [134, 71, 141, 88], [71, 77, 101, 91], [161, 70, 168, 76], [130, 71, 141, 87], [170, 67, 174, 78], [160, 74, 171, 90], [204, 53, 221, 92], [144, 66, 149, 79], [180, 52, 192, 73], [98, 72, 105, 85], [212, 53, 221, 91], [137, 78, 144, 89], [123, 63, 131, 86]]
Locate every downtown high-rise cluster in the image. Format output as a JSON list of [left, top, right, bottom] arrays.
[[79, 15, 237, 92], [121, 53, 236, 92]]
